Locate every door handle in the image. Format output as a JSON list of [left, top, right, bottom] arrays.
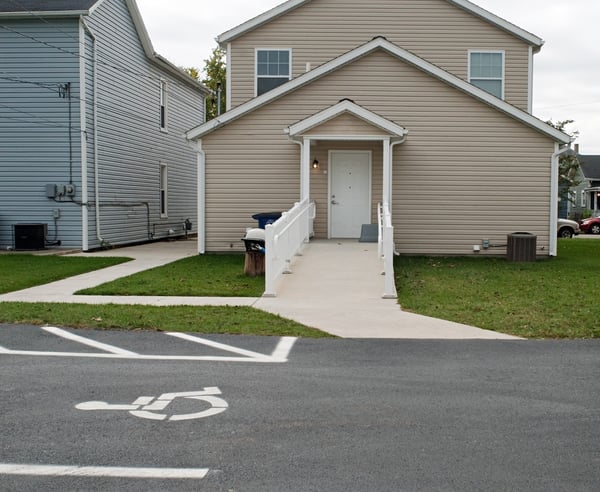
[[331, 200, 339, 205]]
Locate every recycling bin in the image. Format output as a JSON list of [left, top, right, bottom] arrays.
[[251, 212, 282, 229]]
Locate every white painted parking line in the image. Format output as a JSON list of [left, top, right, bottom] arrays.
[[0, 350, 283, 361], [166, 332, 276, 360], [42, 326, 138, 355], [0, 328, 297, 362], [0, 463, 208, 479], [270, 336, 297, 361]]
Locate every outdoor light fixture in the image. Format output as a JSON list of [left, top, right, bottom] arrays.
[[312, 159, 320, 169]]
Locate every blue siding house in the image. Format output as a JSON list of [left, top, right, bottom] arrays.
[[0, 0, 207, 250]]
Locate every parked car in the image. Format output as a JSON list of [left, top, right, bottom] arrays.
[[579, 216, 600, 235], [557, 218, 580, 238]]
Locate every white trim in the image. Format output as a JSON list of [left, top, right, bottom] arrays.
[[160, 162, 168, 218], [197, 142, 206, 254], [79, 20, 89, 251], [301, 137, 311, 201], [217, 0, 544, 49], [218, 0, 309, 44], [287, 99, 407, 137], [187, 37, 569, 145], [159, 79, 168, 132], [255, 48, 293, 97], [226, 43, 232, 111], [550, 144, 571, 256], [528, 46, 534, 113], [448, 0, 543, 49], [468, 50, 505, 100]]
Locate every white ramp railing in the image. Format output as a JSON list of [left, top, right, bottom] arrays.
[[378, 202, 397, 299], [264, 199, 316, 297]]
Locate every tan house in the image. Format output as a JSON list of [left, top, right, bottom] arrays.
[[187, 0, 570, 261]]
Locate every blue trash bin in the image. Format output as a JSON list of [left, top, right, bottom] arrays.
[[252, 212, 282, 229]]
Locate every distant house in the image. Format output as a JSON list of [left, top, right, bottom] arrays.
[[0, 0, 208, 251], [578, 153, 600, 217], [186, 0, 570, 258]]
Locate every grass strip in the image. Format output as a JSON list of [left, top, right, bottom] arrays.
[[0, 255, 130, 294], [0, 303, 331, 338], [77, 254, 264, 297]]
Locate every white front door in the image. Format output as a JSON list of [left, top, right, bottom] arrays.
[[329, 151, 371, 238]]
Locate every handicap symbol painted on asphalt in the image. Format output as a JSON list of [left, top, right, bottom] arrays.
[[75, 387, 228, 421]]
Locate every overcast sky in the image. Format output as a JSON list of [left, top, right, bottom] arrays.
[[137, 0, 600, 153]]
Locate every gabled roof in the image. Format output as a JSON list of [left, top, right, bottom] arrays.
[[578, 154, 600, 180], [0, 0, 207, 92], [186, 37, 569, 144], [286, 99, 407, 139], [217, 0, 544, 51]]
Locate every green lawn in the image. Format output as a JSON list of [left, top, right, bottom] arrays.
[[77, 254, 264, 297], [0, 254, 130, 294], [395, 239, 600, 338]]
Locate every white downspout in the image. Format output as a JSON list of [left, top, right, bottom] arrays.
[[79, 19, 89, 250], [550, 143, 570, 256], [301, 137, 311, 202], [197, 142, 206, 254], [387, 136, 407, 214], [527, 46, 534, 114], [225, 43, 232, 112], [82, 19, 102, 248]]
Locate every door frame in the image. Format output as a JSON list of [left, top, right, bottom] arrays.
[[328, 150, 372, 239]]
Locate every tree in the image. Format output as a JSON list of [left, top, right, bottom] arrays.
[[201, 46, 226, 120], [182, 67, 200, 81], [547, 119, 582, 202]]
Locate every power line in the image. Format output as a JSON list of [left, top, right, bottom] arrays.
[[0, 21, 206, 113]]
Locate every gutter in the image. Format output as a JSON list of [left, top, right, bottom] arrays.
[[81, 19, 104, 248], [550, 143, 571, 256]]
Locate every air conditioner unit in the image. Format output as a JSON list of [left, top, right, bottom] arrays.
[[13, 223, 47, 250]]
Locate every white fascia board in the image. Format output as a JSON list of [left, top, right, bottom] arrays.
[[217, 0, 543, 50], [187, 37, 570, 144], [287, 99, 407, 137], [217, 0, 310, 45], [125, 0, 208, 93], [447, 0, 544, 50], [125, 0, 155, 58]]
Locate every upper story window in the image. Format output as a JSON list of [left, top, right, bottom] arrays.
[[159, 80, 168, 131], [256, 49, 291, 96], [469, 51, 504, 99]]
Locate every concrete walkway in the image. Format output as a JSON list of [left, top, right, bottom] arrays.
[[0, 238, 519, 339]]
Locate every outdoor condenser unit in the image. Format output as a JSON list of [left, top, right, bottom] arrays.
[[13, 223, 47, 250]]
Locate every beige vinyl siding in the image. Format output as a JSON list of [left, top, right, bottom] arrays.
[[202, 49, 555, 255], [228, 0, 531, 110]]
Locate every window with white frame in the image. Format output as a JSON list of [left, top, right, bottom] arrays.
[[159, 80, 168, 130], [160, 163, 168, 217], [469, 51, 504, 99], [256, 49, 291, 96]]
